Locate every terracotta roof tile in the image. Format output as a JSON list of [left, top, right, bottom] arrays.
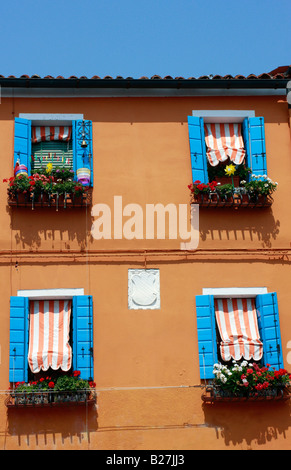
[[0, 66, 290, 81]]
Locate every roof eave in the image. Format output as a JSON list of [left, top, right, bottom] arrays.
[[0, 77, 288, 90]]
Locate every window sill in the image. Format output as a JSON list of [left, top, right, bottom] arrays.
[[202, 385, 291, 403], [8, 190, 92, 210], [193, 192, 273, 209], [6, 389, 96, 408]]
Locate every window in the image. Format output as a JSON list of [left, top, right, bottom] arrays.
[[128, 269, 160, 310], [195, 289, 284, 380], [187, 113, 267, 185], [9, 291, 94, 383], [13, 115, 93, 187]]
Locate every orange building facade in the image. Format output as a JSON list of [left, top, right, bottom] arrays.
[[0, 68, 291, 450]]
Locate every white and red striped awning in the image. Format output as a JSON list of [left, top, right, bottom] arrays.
[[32, 126, 72, 143], [214, 298, 263, 362], [204, 123, 246, 167], [28, 300, 72, 373]]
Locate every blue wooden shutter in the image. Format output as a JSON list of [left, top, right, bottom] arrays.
[[241, 117, 251, 175], [242, 117, 267, 177], [256, 292, 283, 369], [187, 116, 208, 184], [72, 120, 93, 186], [9, 296, 29, 383], [195, 295, 217, 379], [72, 295, 94, 380], [14, 118, 32, 175]]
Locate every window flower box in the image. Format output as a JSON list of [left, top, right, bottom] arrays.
[[6, 371, 96, 408], [202, 384, 291, 403], [6, 389, 96, 408], [4, 165, 92, 210], [8, 190, 92, 210], [188, 174, 277, 209], [201, 362, 291, 403]]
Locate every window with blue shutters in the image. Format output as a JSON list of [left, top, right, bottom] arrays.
[[188, 115, 267, 185], [195, 292, 284, 380], [9, 294, 94, 384], [14, 118, 93, 187]]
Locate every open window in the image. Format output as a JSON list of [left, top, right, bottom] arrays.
[[27, 299, 73, 379], [204, 122, 250, 185], [187, 114, 267, 185], [9, 293, 94, 384], [214, 297, 263, 364], [14, 116, 93, 187], [195, 290, 284, 380]]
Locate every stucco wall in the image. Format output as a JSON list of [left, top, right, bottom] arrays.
[[0, 93, 291, 450]]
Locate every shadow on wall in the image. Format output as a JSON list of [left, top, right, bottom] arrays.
[[8, 207, 94, 251], [199, 208, 280, 248], [203, 401, 291, 447], [6, 406, 98, 447]]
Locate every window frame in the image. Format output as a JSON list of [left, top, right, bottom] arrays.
[[188, 110, 267, 185], [195, 288, 284, 380], [9, 289, 94, 383], [14, 114, 93, 187]]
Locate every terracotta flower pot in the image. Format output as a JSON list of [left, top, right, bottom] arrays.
[[15, 192, 30, 204], [196, 193, 209, 203]]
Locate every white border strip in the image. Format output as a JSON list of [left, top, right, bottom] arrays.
[[17, 288, 84, 300], [202, 287, 268, 298], [192, 110, 255, 123], [19, 113, 84, 126]]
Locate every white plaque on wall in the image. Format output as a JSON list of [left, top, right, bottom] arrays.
[[128, 269, 160, 310]]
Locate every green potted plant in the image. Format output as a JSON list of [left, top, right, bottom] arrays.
[[216, 183, 234, 201], [243, 175, 278, 202], [4, 175, 31, 203], [188, 180, 218, 203], [50, 166, 75, 182], [71, 182, 86, 204]]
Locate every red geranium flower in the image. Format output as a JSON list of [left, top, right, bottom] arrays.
[[48, 381, 55, 389]]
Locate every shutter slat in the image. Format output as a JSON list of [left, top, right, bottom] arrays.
[[32, 141, 73, 172]]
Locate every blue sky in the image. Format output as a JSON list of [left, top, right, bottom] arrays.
[[0, 0, 290, 79]]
